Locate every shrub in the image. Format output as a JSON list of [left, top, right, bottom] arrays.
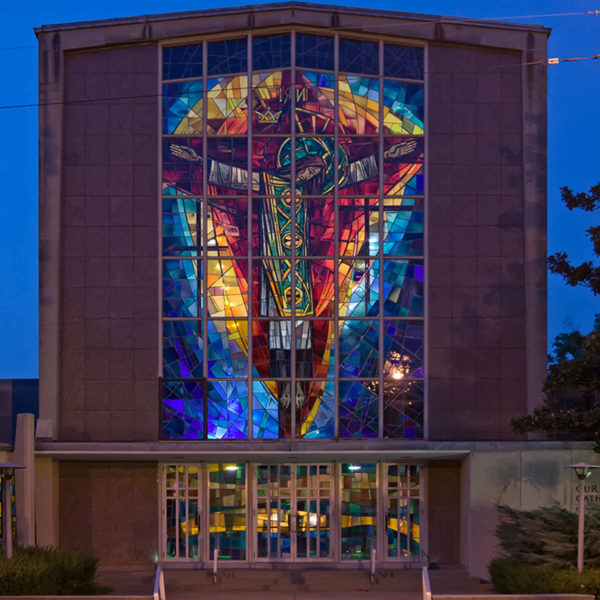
[[0, 546, 112, 595], [490, 559, 600, 597], [496, 504, 600, 568]]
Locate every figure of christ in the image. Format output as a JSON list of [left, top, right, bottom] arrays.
[[169, 138, 420, 412]]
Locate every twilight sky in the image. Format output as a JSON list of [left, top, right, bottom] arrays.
[[0, 0, 598, 377]]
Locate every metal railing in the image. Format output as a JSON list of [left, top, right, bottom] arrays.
[[422, 566, 432, 600], [153, 566, 166, 600]]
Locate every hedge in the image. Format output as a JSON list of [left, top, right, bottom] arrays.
[[490, 559, 600, 597], [0, 546, 111, 595]]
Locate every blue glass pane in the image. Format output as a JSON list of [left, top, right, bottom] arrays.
[[208, 39, 247, 75], [382, 260, 424, 317], [163, 81, 203, 134], [296, 34, 334, 71], [163, 197, 200, 257], [339, 320, 379, 378], [163, 320, 202, 378], [339, 381, 379, 439], [383, 379, 424, 439], [162, 380, 204, 439], [163, 259, 201, 317], [382, 81, 424, 135], [207, 320, 249, 377], [384, 44, 424, 79], [253, 34, 291, 71], [339, 38, 379, 75], [163, 44, 203, 80], [382, 200, 424, 257], [207, 380, 249, 439], [382, 320, 424, 380], [252, 380, 280, 439]]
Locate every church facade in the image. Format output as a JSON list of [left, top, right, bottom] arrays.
[[29, 2, 595, 577]]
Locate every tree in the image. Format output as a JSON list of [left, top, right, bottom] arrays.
[[547, 182, 600, 294], [512, 182, 600, 447], [512, 315, 600, 448]]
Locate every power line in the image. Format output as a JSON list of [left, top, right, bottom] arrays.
[[0, 52, 597, 112]]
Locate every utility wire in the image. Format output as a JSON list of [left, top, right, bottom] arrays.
[[0, 51, 598, 112]]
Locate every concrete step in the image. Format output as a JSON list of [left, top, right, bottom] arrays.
[[165, 567, 422, 594]]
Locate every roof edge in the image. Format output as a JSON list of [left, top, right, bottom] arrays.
[[34, 1, 552, 36]]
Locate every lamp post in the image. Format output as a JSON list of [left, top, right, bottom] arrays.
[[567, 462, 600, 573], [0, 463, 24, 559]]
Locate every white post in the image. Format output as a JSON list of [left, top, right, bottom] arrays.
[[212, 547, 218, 584], [370, 546, 376, 584], [2, 473, 12, 559], [578, 484, 585, 573]]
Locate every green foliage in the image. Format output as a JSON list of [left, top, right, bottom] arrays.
[[512, 316, 600, 450], [548, 182, 600, 295], [492, 505, 600, 596], [0, 546, 111, 595], [490, 559, 600, 596]]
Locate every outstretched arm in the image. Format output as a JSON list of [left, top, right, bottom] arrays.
[[344, 139, 421, 186], [170, 144, 257, 192]]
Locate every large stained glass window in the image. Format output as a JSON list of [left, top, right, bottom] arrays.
[[161, 33, 425, 440]]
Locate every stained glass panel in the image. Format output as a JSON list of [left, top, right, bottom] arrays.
[[253, 380, 288, 439], [338, 77, 379, 134], [383, 320, 424, 379], [207, 76, 249, 135], [161, 33, 426, 441], [338, 198, 379, 257], [206, 258, 248, 318], [384, 44, 424, 79], [296, 380, 335, 439], [252, 71, 292, 134], [382, 81, 424, 135], [207, 381, 249, 439], [163, 320, 202, 378], [383, 380, 424, 439], [163, 45, 203, 80], [163, 259, 201, 317], [339, 259, 379, 318], [341, 463, 377, 558], [383, 199, 424, 257], [382, 260, 424, 317], [207, 197, 249, 257], [339, 381, 379, 438], [207, 320, 249, 377], [383, 137, 424, 196], [162, 380, 204, 439], [339, 38, 379, 75], [163, 81, 203, 134], [297, 34, 334, 71], [163, 197, 200, 257], [253, 34, 291, 71], [163, 138, 203, 195], [296, 71, 335, 134], [208, 39, 247, 75]]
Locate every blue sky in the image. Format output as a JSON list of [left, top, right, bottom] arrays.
[[0, 0, 598, 377]]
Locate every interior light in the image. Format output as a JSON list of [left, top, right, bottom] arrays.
[[225, 465, 238, 471], [348, 465, 361, 471]]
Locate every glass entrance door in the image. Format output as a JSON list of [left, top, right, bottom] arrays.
[[255, 463, 332, 560], [384, 464, 421, 560]]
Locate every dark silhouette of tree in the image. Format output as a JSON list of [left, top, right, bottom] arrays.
[[512, 315, 600, 449], [548, 182, 600, 294]]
